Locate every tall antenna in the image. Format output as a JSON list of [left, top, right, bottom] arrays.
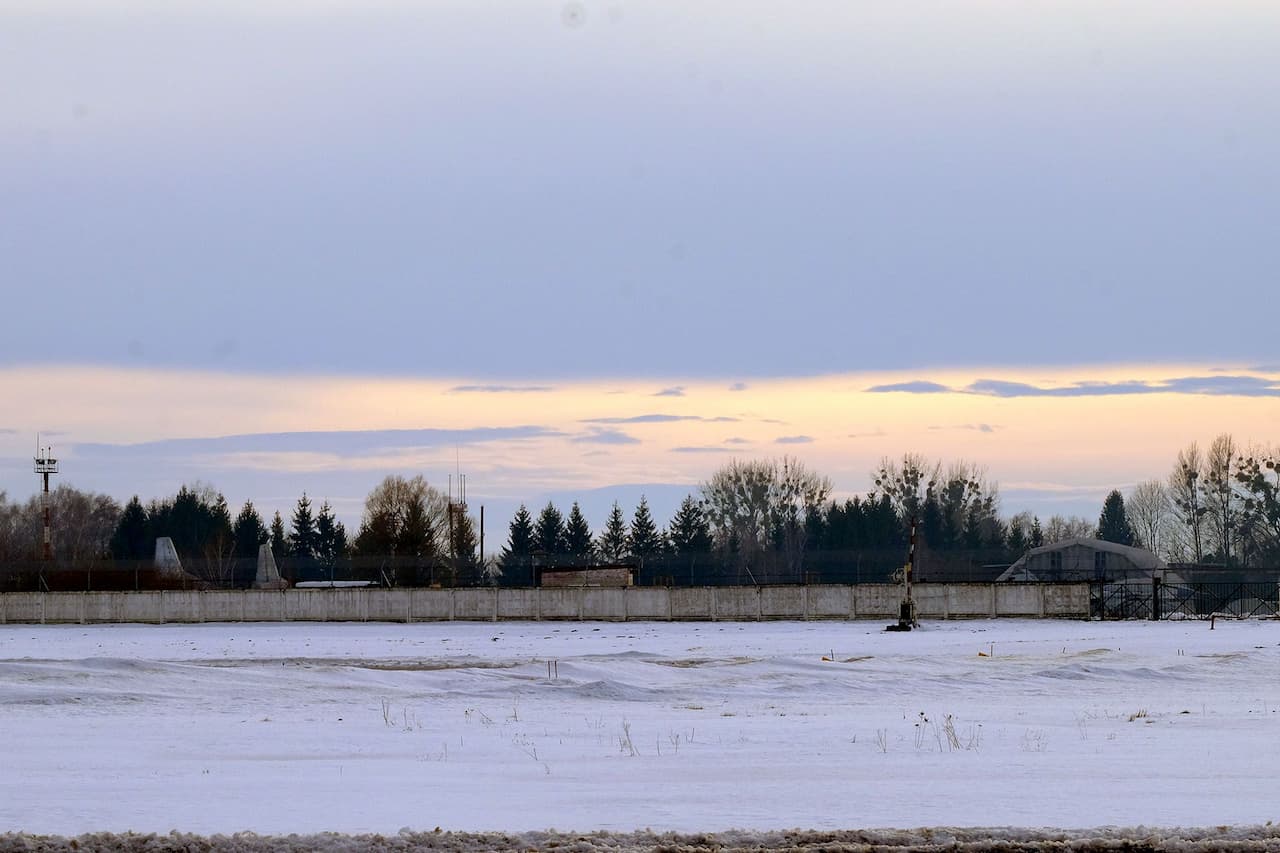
[[34, 434, 59, 563]]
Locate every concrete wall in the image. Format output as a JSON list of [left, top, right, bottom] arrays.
[[0, 584, 1090, 624]]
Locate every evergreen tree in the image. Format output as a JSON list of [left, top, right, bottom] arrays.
[[314, 501, 348, 571], [667, 495, 712, 554], [1006, 521, 1028, 559], [270, 511, 286, 561], [397, 493, 435, 560], [109, 496, 151, 560], [627, 496, 664, 560], [232, 500, 268, 560], [564, 502, 594, 558], [1029, 516, 1045, 548], [449, 511, 479, 572], [534, 502, 566, 556], [597, 501, 629, 562], [1097, 490, 1136, 546], [288, 493, 317, 559], [501, 505, 535, 569]]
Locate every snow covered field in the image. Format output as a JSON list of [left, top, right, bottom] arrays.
[[1, 618, 1278, 839]]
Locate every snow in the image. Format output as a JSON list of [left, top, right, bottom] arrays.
[[1, 618, 1278, 839]]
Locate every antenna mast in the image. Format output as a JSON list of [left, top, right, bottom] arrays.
[[34, 434, 59, 563]]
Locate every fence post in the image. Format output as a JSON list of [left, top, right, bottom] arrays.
[[1151, 576, 1161, 621]]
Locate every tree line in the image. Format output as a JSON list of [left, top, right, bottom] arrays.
[[2, 436, 1278, 587]]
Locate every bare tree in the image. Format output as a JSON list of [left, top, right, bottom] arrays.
[[1168, 442, 1206, 563], [871, 453, 940, 519], [701, 457, 831, 580], [1202, 433, 1243, 566], [1044, 514, 1094, 544], [1127, 479, 1172, 559]]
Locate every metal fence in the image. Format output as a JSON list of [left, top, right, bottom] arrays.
[[1091, 578, 1280, 620]]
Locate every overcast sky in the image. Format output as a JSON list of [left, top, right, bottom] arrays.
[[2, 1, 1277, 534]]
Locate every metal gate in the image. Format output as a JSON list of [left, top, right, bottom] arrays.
[[1092, 579, 1280, 620]]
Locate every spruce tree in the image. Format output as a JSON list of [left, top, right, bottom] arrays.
[[1006, 522, 1028, 559], [1029, 516, 1045, 548], [1097, 490, 1136, 546], [397, 494, 435, 560], [597, 502, 629, 562], [270, 511, 286, 561], [668, 495, 712, 554], [232, 500, 268, 560], [501, 505, 535, 569], [288, 493, 317, 559], [564, 502, 594, 558], [627, 496, 664, 559], [110, 496, 151, 560], [534, 502, 566, 556], [315, 501, 348, 571]]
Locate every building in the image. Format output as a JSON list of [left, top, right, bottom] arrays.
[[997, 538, 1166, 583]]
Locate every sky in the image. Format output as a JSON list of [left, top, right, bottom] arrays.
[[1, 0, 1277, 539]]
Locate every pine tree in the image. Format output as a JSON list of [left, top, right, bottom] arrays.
[[668, 495, 712, 554], [109, 496, 151, 560], [270, 511, 286, 561], [288, 493, 317, 559], [564, 502, 594, 558], [627, 496, 664, 559], [597, 502, 629, 562], [534, 502, 566, 556], [501, 505, 535, 569], [232, 500, 268, 560], [1029, 516, 1045, 548], [1097, 490, 1136, 546]]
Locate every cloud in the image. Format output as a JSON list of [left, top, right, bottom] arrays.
[[867, 375, 1280, 398], [729, 382, 748, 392], [0, 428, 16, 435], [570, 428, 641, 445], [581, 414, 740, 425], [866, 381, 953, 394], [74, 426, 563, 458], [724, 437, 751, 445], [447, 384, 555, 394], [671, 446, 737, 454], [775, 435, 814, 444], [653, 386, 686, 397], [968, 375, 1280, 398], [929, 423, 1000, 433], [847, 428, 887, 439]]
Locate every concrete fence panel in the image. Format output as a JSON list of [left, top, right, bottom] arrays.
[[624, 588, 670, 620], [364, 589, 410, 623], [805, 585, 853, 619], [582, 588, 626, 621], [453, 589, 497, 621], [412, 589, 454, 621], [497, 588, 539, 620], [946, 584, 997, 618], [1043, 584, 1090, 617], [43, 593, 84, 624], [713, 587, 760, 621], [913, 585, 950, 618], [760, 586, 805, 620], [853, 585, 900, 618], [995, 584, 1043, 616], [162, 591, 203, 623], [200, 591, 247, 623], [539, 587, 581, 620], [670, 587, 712, 619]]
